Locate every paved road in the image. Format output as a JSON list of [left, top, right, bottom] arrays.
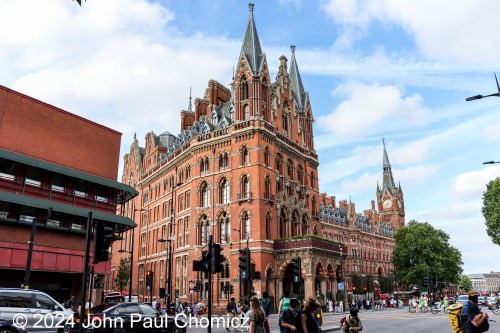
[[185, 307, 500, 333]]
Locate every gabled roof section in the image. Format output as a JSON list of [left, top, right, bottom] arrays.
[[382, 140, 395, 196], [240, 3, 264, 75], [289, 45, 307, 110]]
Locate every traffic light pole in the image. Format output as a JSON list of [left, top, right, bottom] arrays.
[[208, 235, 213, 333], [79, 212, 93, 333]]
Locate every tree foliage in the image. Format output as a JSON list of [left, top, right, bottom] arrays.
[[482, 177, 500, 246], [114, 258, 130, 292], [391, 220, 463, 289], [458, 274, 472, 293]]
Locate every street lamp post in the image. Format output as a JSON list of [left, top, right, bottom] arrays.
[[232, 228, 242, 299], [466, 72, 500, 101], [158, 181, 182, 314], [339, 244, 348, 312]]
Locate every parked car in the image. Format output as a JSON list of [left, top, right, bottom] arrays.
[[447, 297, 456, 305], [0, 319, 27, 333], [0, 288, 73, 333], [478, 296, 486, 306], [456, 294, 469, 305], [73, 302, 185, 333]]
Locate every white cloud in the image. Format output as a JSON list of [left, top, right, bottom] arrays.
[[316, 82, 429, 143], [320, 0, 500, 66], [452, 166, 500, 201], [340, 171, 378, 193]]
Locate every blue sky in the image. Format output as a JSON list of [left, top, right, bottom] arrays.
[[1, 0, 500, 275]]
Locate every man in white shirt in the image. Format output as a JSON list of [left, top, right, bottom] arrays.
[[152, 298, 157, 310]]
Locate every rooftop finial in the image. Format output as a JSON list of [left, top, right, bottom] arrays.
[[291, 45, 296, 53], [134, 133, 136, 139], [249, 3, 254, 12]]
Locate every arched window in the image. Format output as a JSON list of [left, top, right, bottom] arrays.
[[265, 213, 271, 240], [264, 147, 270, 167], [219, 212, 230, 244], [297, 165, 304, 185], [244, 104, 250, 120], [241, 146, 249, 165], [276, 154, 284, 175], [198, 215, 210, 246], [302, 215, 308, 235], [264, 176, 272, 200], [312, 196, 317, 216], [200, 182, 210, 207], [219, 153, 228, 171], [240, 175, 250, 200], [310, 172, 315, 188], [219, 178, 230, 204], [242, 212, 250, 240], [186, 165, 191, 181], [242, 77, 249, 100], [177, 220, 183, 247]]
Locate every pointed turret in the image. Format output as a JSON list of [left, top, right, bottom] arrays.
[[289, 45, 307, 110], [382, 140, 396, 196], [240, 3, 264, 75], [188, 87, 193, 112]]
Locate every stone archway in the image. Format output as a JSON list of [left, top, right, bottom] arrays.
[[314, 262, 326, 296], [377, 267, 383, 277], [326, 264, 335, 295], [278, 259, 304, 299]]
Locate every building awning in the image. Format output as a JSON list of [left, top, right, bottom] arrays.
[[0, 149, 138, 202], [0, 191, 135, 231]]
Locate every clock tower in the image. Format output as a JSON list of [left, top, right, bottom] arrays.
[[376, 140, 405, 229]]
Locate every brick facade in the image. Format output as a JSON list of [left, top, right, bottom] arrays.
[[112, 4, 405, 310]]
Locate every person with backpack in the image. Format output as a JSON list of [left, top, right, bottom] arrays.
[[227, 297, 239, 331], [462, 291, 489, 333], [261, 291, 271, 318], [341, 307, 363, 333], [280, 298, 302, 333]]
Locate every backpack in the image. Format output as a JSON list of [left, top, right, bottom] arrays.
[[448, 303, 467, 333], [340, 316, 349, 329]]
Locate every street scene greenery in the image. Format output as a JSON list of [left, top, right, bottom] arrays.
[[391, 220, 463, 289], [114, 257, 130, 293], [482, 177, 500, 246]]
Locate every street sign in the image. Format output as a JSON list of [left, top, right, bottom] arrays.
[[189, 280, 196, 291], [338, 282, 344, 291]]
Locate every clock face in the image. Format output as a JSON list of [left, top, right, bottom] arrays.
[[383, 200, 392, 208]]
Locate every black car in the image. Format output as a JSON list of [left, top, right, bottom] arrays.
[[0, 320, 27, 333], [72, 303, 185, 333]]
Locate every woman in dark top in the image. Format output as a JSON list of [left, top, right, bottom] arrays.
[[301, 298, 319, 333]]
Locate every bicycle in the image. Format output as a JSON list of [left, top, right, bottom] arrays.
[[409, 303, 428, 313], [491, 302, 500, 315], [430, 301, 449, 314]]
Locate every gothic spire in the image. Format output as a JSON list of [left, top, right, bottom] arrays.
[[188, 87, 193, 112], [289, 45, 306, 110], [382, 139, 396, 196], [239, 3, 264, 75]]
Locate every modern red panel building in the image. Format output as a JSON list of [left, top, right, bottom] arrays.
[[0, 85, 137, 304]]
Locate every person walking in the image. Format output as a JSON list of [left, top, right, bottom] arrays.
[[328, 300, 333, 314], [261, 291, 271, 318], [278, 291, 291, 318], [249, 296, 267, 333], [227, 297, 239, 332], [280, 298, 301, 333], [341, 307, 363, 333], [301, 298, 319, 333]]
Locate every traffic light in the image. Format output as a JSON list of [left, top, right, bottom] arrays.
[[94, 276, 103, 289], [239, 248, 250, 279], [94, 223, 115, 264], [249, 263, 261, 280], [229, 284, 234, 294], [202, 250, 211, 272], [352, 286, 356, 294], [292, 257, 301, 283], [422, 277, 429, 287], [211, 243, 224, 273], [146, 271, 153, 291]]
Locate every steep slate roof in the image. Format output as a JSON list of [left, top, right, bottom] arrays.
[[240, 3, 265, 75], [289, 45, 308, 110]]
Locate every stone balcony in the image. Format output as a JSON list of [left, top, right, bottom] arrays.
[[273, 235, 347, 255]]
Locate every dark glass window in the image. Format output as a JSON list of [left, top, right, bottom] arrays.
[[25, 167, 42, 187], [0, 159, 16, 181], [0, 292, 33, 308], [51, 173, 66, 192], [95, 185, 108, 202], [74, 179, 87, 197]]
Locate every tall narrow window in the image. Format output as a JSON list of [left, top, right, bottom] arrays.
[[264, 177, 271, 200], [241, 146, 249, 165], [242, 212, 250, 240], [220, 178, 230, 204], [264, 147, 270, 167], [200, 182, 210, 207], [265, 214, 271, 240]]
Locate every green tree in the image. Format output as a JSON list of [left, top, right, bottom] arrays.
[[391, 220, 463, 288], [114, 258, 130, 292], [482, 178, 500, 246], [458, 274, 472, 293]]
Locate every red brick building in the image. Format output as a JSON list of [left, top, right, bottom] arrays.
[[0, 85, 137, 304], [114, 4, 404, 309]]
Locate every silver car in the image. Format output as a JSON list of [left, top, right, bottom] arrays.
[[0, 288, 73, 333]]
